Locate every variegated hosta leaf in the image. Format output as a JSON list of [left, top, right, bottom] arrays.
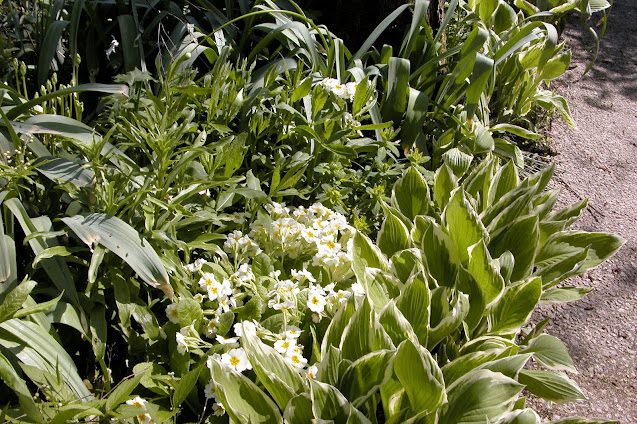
[[489, 277, 542, 335], [444, 188, 489, 265], [518, 370, 586, 403], [391, 167, 431, 221], [340, 296, 394, 361], [310, 379, 370, 423], [519, 334, 577, 373], [339, 349, 395, 407]]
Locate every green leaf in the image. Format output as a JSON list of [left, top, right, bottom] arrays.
[[105, 370, 147, 411], [340, 296, 394, 361], [291, 77, 313, 102], [541, 50, 571, 80], [390, 249, 423, 286], [242, 328, 305, 409], [489, 277, 542, 335], [440, 369, 524, 423], [351, 231, 389, 285], [428, 288, 469, 349], [488, 161, 520, 208], [488, 215, 539, 282], [396, 276, 430, 347], [34, 156, 95, 188], [340, 350, 395, 407], [284, 393, 314, 424], [534, 247, 589, 289], [379, 300, 419, 346], [416, 217, 460, 288], [209, 357, 283, 423], [466, 55, 494, 122], [62, 214, 173, 300], [310, 379, 368, 423], [442, 148, 474, 177], [173, 363, 203, 407], [520, 334, 577, 373], [541, 287, 592, 304], [377, 210, 412, 258], [491, 124, 542, 140], [442, 350, 501, 386], [0, 280, 36, 323], [0, 351, 42, 421], [444, 188, 489, 264], [401, 88, 429, 151], [394, 340, 446, 414], [478, 353, 533, 380], [321, 297, 357, 357], [37, 20, 70, 87], [536, 231, 625, 273], [467, 240, 505, 307], [498, 409, 541, 424], [392, 167, 430, 221], [433, 164, 458, 209], [518, 370, 586, 403], [381, 57, 411, 125]]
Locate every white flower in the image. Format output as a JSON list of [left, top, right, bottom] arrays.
[[217, 295, 236, 313], [165, 303, 180, 324], [307, 289, 327, 313], [345, 82, 358, 100], [351, 282, 366, 297], [105, 36, 119, 59], [193, 293, 205, 303], [291, 268, 316, 283], [184, 258, 207, 272], [269, 270, 282, 279], [126, 396, 147, 410], [284, 327, 303, 339], [234, 320, 258, 338], [204, 380, 218, 400], [274, 338, 297, 355], [268, 298, 295, 310], [284, 352, 308, 370], [221, 348, 252, 373], [176, 332, 189, 354], [207, 279, 232, 301], [204, 318, 220, 337], [307, 365, 318, 379], [198, 272, 218, 290], [216, 335, 239, 347], [136, 413, 154, 424], [212, 402, 226, 416], [312, 312, 322, 323]]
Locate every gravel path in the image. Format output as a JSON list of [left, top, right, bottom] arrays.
[[529, 1, 637, 422]]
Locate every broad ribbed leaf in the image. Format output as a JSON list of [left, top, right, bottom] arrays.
[[467, 240, 505, 307], [478, 353, 533, 380], [396, 276, 430, 346], [340, 350, 395, 407], [489, 215, 539, 281], [340, 296, 394, 361], [518, 370, 586, 403], [390, 249, 422, 285], [34, 156, 94, 187], [392, 167, 431, 221], [536, 231, 625, 273], [428, 288, 469, 349], [209, 357, 283, 423], [442, 148, 474, 177], [444, 188, 489, 264], [488, 161, 519, 208], [416, 217, 459, 287], [498, 409, 542, 424], [62, 214, 173, 300], [381, 57, 410, 126], [441, 350, 500, 386], [489, 277, 542, 335], [534, 247, 589, 289], [321, 297, 357, 357], [310, 380, 369, 423], [284, 393, 314, 424], [394, 340, 446, 414], [433, 164, 458, 208], [520, 334, 577, 373], [378, 211, 412, 258], [440, 369, 523, 423], [379, 300, 419, 346], [401, 88, 429, 151], [541, 287, 592, 303]]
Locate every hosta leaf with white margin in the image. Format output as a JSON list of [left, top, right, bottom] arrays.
[[394, 339, 446, 415], [283, 393, 314, 424], [389, 248, 423, 286], [441, 350, 503, 386], [489, 215, 540, 282], [241, 324, 305, 409], [364, 268, 400, 311], [379, 300, 419, 347], [377, 209, 412, 258], [547, 419, 615, 424], [392, 167, 431, 221], [487, 160, 520, 210], [462, 156, 496, 213], [480, 180, 535, 227], [415, 216, 460, 288], [456, 266, 487, 331], [489, 277, 542, 335], [467, 240, 505, 307], [444, 188, 489, 264], [497, 251, 516, 283], [518, 370, 586, 403], [540, 287, 593, 304], [439, 369, 524, 423], [443, 147, 474, 177], [433, 164, 458, 209], [340, 295, 394, 361], [534, 246, 590, 289], [486, 189, 536, 235], [351, 231, 390, 287], [535, 231, 625, 273], [208, 356, 283, 424], [340, 349, 395, 407], [519, 334, 577, 373], [396, 274, 430, 347], [428, 288, 469, 349], [477, 353, 533, 380], [0, 319, 91, 401], [310, 379, 370, 423], [498, 408, 542, 424], [321, 296, 357, 358], [62, 213, 173, 300]]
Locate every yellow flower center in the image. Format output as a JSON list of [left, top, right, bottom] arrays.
[[312, 296, 320, 305], [230, 356, 241, 366], [292, 355, 300, 364]]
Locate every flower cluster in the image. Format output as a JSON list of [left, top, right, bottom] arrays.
[[318, 78, 358, 101]]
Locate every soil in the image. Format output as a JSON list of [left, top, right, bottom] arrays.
[[526, 1, 637, 422]]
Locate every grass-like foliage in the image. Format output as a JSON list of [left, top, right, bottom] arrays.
[[0, 0, 618, 422]]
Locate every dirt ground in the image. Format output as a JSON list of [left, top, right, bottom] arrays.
[[527, 0, 637, 422]]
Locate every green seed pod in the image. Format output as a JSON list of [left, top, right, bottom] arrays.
[[19, 61, 27, 76], [51, 72, 58, 86]]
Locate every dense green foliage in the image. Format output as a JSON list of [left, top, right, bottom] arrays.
[[0, 0, 619, 422]]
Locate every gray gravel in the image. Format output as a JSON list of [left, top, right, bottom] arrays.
[[526, 0, 637, 422]]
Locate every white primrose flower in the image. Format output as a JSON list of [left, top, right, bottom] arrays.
[[216, 335, 239, 347], [165, 303, 180, 324], [284, 326, 303, 339], [207, 279, 232, 301], [193, 293, 205, 303], [307, 365, 318, 379], [126, 396, 147, 410], [231, 212, 247, 224], [105, 36, 119, 59], [204, 318, 220, 337], [269, 270, 282, 279], [198, 272, 217, 290], [180, 321, 197, 336], [136, 413, 154, 424], [351, 282, 366, 297], [345, 82, 358, 100], [301, 227, 320, 243], [217, 295, 237, 313], [223, 230, 244, 252], [274, 338, 297, 355], [234, 320, 258, 338], [176, 332, 189, 354], [290, 268, 316, 283], [284, 352, 308, 370], [221, 348, 252, 373], [204, 380, 220, 402], [212, 402, 226, 416], [307, 288, 327, 313], [184, 258, 207, 272], [268, 298, 296, 311]]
